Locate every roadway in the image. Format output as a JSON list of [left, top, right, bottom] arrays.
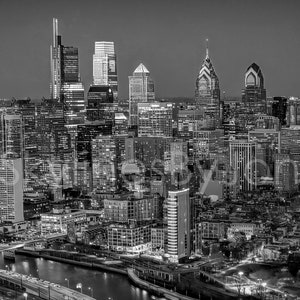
[[0, 269, 95, 300]]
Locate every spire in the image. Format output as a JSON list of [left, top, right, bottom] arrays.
[[205, 38, 209, 58], [53, 18, 58, 47]]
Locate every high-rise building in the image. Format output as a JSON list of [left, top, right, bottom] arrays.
[[167, 189, 190, 263], [248, 129, 280, 178], [195, 42, 220, 129], [271, 97, 287, 126], [129, 63, 155, 126], [93, 42, 118, 99], [50, 18, 84, 111], [274, 154, 297, 192], [287, 97, 300, 126], [0, 158, 24, 222], [0, 111, 23, 159], [229, 140, 257, 193], [92, 135, 119, 193], [137, 102, 173, 137], [61, 82, 85, 112], [86, 85, 114, 123], [242, 63, 266, 114]]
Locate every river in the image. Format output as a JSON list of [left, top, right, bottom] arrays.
[[0, 253, 154, 300]]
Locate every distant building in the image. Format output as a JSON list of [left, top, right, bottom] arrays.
[[0, 158, 24, 222], [195, 42, 220, 129], [50, 18, 84, 110], [129, 63, 155, 126], [92, 135, 119, 193], [93, 42, 118, 99], [229, 140, 257, 193], [86, 85, 114, 123], [271, 97, 287, 126], [242, 63, 266, 114], [137, 102, 173, 137], [287, 97, 300, 126]]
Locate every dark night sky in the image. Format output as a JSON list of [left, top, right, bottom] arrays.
[[0, 0, 299, 100]]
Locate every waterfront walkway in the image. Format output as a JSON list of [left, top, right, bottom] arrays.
[[0, 269, 96, 300], [127, 268, 198, 300]]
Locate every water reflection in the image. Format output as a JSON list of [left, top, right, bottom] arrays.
[[0, 253, 153, 300]]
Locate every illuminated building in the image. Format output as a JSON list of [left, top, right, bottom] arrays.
[[107, 222, 151, 254], [248, 129, 280, 177], [92, 135, 119, 193], [128, 63, 155, 126], [0, 112, 23, 159], [0, 158, 24, 222], [229, 140, 257, 193], [167, 189, 190, 263], [242, 63, 266, 114], [93, 42, 118, 99], [50, 18, 84, 110], [195, 41, 220, 129], [274, 153, 297, 192], [103, 193, 161, 223], [61, 82, 85, 112], [137, 102, 173, 137], [287, 97, 300, 126], [86, 85, 114, 123]]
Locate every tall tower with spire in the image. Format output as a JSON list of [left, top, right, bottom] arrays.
[[50, 18, 84, 112], [195, 40, 220, 128]]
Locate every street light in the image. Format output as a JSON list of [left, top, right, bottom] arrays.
[[65, 278, 69, 288], [23, 292, 28, 300], [88, 287, 93, 297], [76, 282, 83, 293]]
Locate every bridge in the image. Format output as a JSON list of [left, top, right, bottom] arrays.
[[0, 233, 67, 251], [0, 269, 95, 300]]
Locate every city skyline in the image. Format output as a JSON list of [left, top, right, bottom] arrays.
[[0, 0, 299, 99]]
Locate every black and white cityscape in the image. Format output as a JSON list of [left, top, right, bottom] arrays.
[[0, 1, 300, 299]]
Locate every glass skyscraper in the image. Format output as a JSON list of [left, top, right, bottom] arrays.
[[93, 41, 118, 100], [50, 18, 84, 112], [128, 63, 155, 126]]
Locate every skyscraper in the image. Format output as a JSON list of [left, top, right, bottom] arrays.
[[50, 18, 84, 111], [0, 111, 23, 159], [0, 158, 24, 222], [93, 42, 118, 99], [229, 140, 257, 193], [92, 135, 119, 193], [242, 63, 266, 114], [129, 63, 155, 126], [167, 189, 190, 263], [195, 41, 220, 129]]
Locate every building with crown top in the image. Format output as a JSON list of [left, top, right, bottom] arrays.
[[195, 42, 220, 129]]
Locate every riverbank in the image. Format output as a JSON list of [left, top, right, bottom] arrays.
[[16, 248, 242, 300], [16, 248, 127, 275]]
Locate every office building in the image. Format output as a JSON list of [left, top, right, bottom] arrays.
[[92, 135, 119, 193], [137, 102, 173, 137], [195, 42, 220, 128], [93, 42, 118, 99], [167, 189, 190, 263], [229, 140, 257, 193], [86, 85, 114, 123], [287, 97, 300, 126], [0, 158, 24, 222], [242, 63, 266, 114], [129, 63, 155, 126], [50, 18, 84, 110]]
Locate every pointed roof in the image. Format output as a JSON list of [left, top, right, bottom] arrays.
[[133, 63, 149, 74]]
